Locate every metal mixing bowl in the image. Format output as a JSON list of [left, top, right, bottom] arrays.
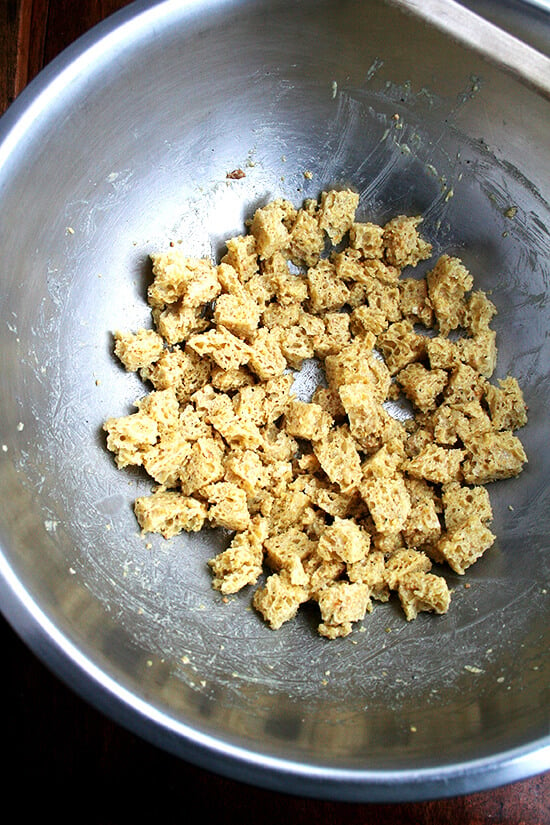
[[0, 0, 548, 802]]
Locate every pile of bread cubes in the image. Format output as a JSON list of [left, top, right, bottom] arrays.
[[104, 188, 528, 639]]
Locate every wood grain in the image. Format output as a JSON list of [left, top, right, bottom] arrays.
[[1, 2, 548, 823], [0, 0, 22, 111]]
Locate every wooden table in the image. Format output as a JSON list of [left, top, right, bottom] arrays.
[[1, 2, 548, 822]]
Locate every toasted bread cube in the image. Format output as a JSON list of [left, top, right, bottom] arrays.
[[444, 363, 486, 407], [262, 301, 301, 329], [142, 430, 192, 487], [298, 308, 331, 341], [485, 376, 528, 431], [318, 188, 359, 244], [207, 393, 264, 450], [245, 272, 278, 308], [426, 254, 473, 336], [134, 490, 207, 538], [187, 325, 251, 371], [462, 430, 527, 484], [349, 221, 384, 259], [332, 247, 364, 282], [426, 336, 462, 371], [284, 399, 333, 441], [442, 482, 492, 533], [148, 252, 221, 309], [397, 571, 450, 620], [377, 319, 427, 375], [431, 403, 480, 447], [430, 404, 460, 446], [307, 259, 350, 314], [152, 302, 208, 346], [311, 385, 346, 420], [384, 547, 432, 589], [313, 426, 363, 493], [261, 425, 298, 464], [338, 382, 398, 452], [213, 292, 261, 339], [317, 580, 371, 637], [303, 549, 345, 596], [202, 481, 250, 532], [135, 387, 180, 434], [363, 443, 404, 478], [265, 488, 314, 534], [141, 346, 211, 404], [247, 327, 288, 380], [396, 362, 448, 413], [264, 528, 316, 586], [249, 199, 296, 260], [325, 335, 391, 401], [178, 403, 213, 441], [189, 383, 218, 415], [399, 277, 434, 327], [152, 302, 209, 345], [313, 311, 351, 358], [362, 258, 401, 285], [114, 328, 164, 371], [383, 215, 432, 268], [402, 497, 442, 549], [272, 271, 309, 308], [363, 278, 402, 323], [210, 365, 255, 393], [208, 525, 264, 594], [318, 516, 370, 564], [278, 324, 315, 369], [263, 373, 295, 420], [360, 471, 411, 534], [437, 516, 496, 574], [464, 290, 497, 334], [459, 329, 497, 378], [405, 475, 441, 507], [224, 449, 269, 499], [406, 443, 464, 484], [308, 484, 356, 519], [372, 530, 406, 555], [317, 621, 353, 639], [232, 384, 268, 425], [347, 550, 389, 601], [286, 207, 325, 267], [349, 304, 389, 336], [216, 261, 245, 296], [253, 569, 309, 629], [221, 234, 258, 282], [103, 411, 158, 469], [179, 436, 225, 495]]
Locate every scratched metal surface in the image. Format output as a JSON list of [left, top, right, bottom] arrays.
[[0, 0, 548, 801]]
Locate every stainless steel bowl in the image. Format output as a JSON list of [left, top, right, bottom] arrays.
[[0, 0, 548, 802]]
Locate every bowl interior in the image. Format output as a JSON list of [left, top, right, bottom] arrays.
[[0, 0, 548, 800]]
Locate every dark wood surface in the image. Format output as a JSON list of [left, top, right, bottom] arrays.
[[1, 2, 549, 822]]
